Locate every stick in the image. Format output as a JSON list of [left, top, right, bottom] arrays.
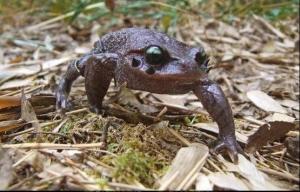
[[2, 142, 104, 150]]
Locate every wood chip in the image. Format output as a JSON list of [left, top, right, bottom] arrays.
[[158, 144, 209, 190], [247, 90, 287, 113]]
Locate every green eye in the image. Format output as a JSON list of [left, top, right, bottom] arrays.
[[145, 46, 165, 65], [146, 46, 162, 55]]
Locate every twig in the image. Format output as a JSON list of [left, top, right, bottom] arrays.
[[154, 106, 168, 121], [80, 181, 151, 191], [253, 15, 286, 39], [12, 150, 36, 168], [2, 127, 35, 139], [111, 181, 147, 190], [207, 159, 224, 173], [66, 108, 89, 115], [86, 149, 117, 157], [167, 128, 191, 146], [25, 2, 105, 31], [258, 167, 299, 182], [243, 116, 265, 126], [2, 142, 104, 150], [7, 174, 37, 190], [3, 120, 62, 139], [182, 172, 200, 190], [158, 171, 179, 190], [176, 152, 208, 190]]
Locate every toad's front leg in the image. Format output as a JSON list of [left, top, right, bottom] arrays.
[[193, 79, 242, 163], [84, 53, 118, 114], [56, 53, 118, 114]]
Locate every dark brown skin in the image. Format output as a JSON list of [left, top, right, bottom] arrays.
[[56, 28, 242, 162]]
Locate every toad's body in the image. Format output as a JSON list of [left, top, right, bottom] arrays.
[[56, 28, 241, 161]]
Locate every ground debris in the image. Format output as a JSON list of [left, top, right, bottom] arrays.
[[0, 3, 299, 190]]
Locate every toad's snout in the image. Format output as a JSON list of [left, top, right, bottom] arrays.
[[187, 47, 209, 73]]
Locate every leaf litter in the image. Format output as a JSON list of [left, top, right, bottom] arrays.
[[0, 2, 299, 191]]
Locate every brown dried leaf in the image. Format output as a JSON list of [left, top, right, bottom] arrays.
[[0, 119, 26, 133], [0, 96, 21, 109], [105, 0, 115, 11], [245, 121, 296, 153], [21, 91, 40, 133], [284, 136, 299, 159]]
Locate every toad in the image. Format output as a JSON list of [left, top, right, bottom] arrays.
[[56, 28, 242, 162]]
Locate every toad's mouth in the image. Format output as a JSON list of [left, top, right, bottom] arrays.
[[129, 64, 206, 83], [145, 71, 205, 84]]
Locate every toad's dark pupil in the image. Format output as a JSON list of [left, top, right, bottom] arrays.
[[145, 46, 164, 65]]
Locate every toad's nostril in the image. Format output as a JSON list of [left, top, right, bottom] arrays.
[[195, 51, 207, 64], [132, 57, 141, 67], [145, 66, 155, 75]]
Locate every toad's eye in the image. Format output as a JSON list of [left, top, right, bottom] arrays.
[[145, 46, 166, 65]]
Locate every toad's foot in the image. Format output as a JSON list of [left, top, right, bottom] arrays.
[[211, 136, 243, 164], [56, 90, 73, 112]]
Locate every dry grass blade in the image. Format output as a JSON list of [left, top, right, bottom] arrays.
[[253, 15, 286, 39], [2, 142, 105, 150], [25, 2, 105, 31]]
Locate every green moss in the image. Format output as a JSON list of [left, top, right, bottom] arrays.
[[95, 177, 109, 190], [112, 149, 158, 186], [59, 120, 73, 134]]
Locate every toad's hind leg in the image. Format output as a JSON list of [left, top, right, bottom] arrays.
[[84, 53, 118, 114]]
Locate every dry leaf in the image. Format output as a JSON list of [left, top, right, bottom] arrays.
[[284, 136, 300, 159], [195, 173, 213, 191], [0, 119, 27, 133], [105, 0, 115, 11], [247, 90, 287, 113], [192, 122, 248, 144], [152, 93, 189, 110], [245, 121, 296, 153], [0, 96, 21, 109], [21, 91, 40, 133], [208, 172, 249, 190], [269, 113, 295, 122], [0, 148, 14, 190], [221, 154, 285, 190], [158, 144, 209, 190], [113, 86, 158, 113], [280, 99, 299, 111]]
